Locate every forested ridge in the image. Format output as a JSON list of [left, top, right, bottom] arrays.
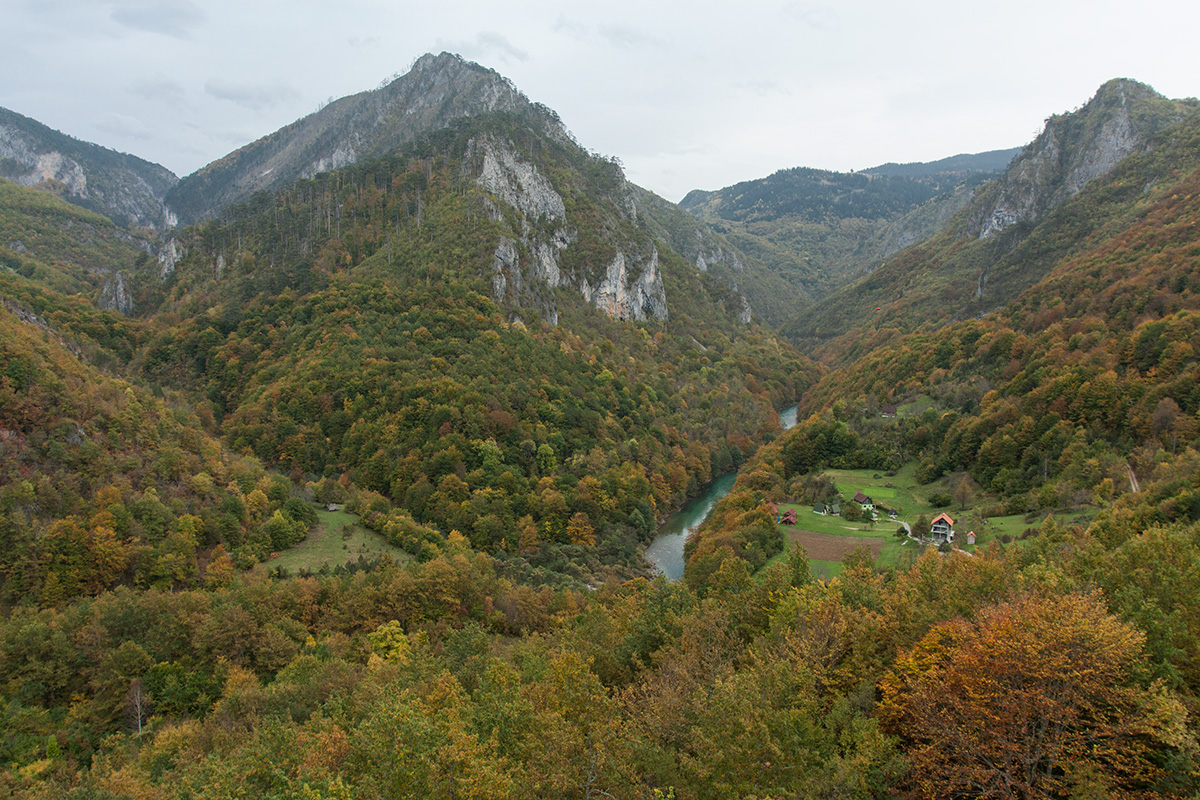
[[4, 64, 1200, 798]]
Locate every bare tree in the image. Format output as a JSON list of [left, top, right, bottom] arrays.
[[125, 678, 152, 735]]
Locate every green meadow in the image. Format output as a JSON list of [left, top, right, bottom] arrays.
[[265, 507, 411, 574]]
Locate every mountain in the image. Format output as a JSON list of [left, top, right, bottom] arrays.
[[782, 78, 1200, 362], [677, 153, 1015, 325], [863, 148, 1020, 179], [5, 60, 1200, 800], [1, 52, 819, 601], [968, 78, 1195, 239], [766, 106, 1200, 530], [0, 106, 178, 230], [161, 52, 771, 329], [166, 52, 548, 225]]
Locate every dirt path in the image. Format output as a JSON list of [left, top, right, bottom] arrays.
[[785, 529, 884, 561]]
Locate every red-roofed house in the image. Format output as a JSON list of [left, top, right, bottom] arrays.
[[931, 513, 955, 544]]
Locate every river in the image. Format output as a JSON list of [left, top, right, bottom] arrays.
[[645, 405, 798, 580]]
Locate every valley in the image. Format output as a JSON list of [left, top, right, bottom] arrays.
[[2, 53, 1200, 798]]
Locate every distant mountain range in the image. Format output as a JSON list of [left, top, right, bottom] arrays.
[[676, 152, 1016, 325], [862, 149, 1021, 179]]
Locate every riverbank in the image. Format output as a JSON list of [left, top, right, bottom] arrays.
[[645, 405, 798, 580]]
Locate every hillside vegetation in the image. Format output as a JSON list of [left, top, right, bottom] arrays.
[[783, 80, 1200, 361], [4, 62, 1200, 800], [680, 160, 1011, 325]]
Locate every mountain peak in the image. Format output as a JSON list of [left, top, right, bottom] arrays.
[[409, 50, 488, 75], [165, 53, 552, 224], [970, 78, 1197, 239], [1093, 77, 1163, 102]]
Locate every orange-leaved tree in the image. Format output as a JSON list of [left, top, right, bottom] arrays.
[[879, 591, 1193, 799]]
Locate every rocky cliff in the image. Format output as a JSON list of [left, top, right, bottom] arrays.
[[167, 53, 555, 224], [970, 79, 1198, 239], [0, 106, 178, 230], [474, 135, 668, 323]]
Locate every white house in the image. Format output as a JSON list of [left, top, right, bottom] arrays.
[[931, 513, 955, 544]]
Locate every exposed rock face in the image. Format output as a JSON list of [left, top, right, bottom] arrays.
[[631, 185, 751, 320], [301, 137, 359, 181], [157, 238, 183, 279], [579, 248, 668, 322], [168, 52, 557, 224], [0, 106, 178, 230], [98, 271, 134, 315], [474, 135, 667, 323], [972, 79, 1193, 239], [475, 136, 571, 322], [474, 136, 566, 222]]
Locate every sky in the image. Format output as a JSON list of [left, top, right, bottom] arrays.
[[3, 0, 1199, 203]]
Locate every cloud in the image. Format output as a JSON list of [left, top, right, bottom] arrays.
[[204, 79, 300, 111], [129, 76, 187, 107], [95, 111, 153, 140], [435, 32, 528, 64], [348, 35, 381, 49], [552, 18, 664, 50], [734, 80, 792, 98], [596, 24, 662, 50], [110, 0, 205, 39], [552, 17, 588, 40], [782, 3, 840, 33]]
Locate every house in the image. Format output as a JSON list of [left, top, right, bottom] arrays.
[[881, 404, 898, 418], [853, 491, 875, 511], [931, 513, 955, 544], [829, 502, 841, 516], [966, 531, 976, 546], [813, 502, 826, 515], [781, 508, 797, 525]]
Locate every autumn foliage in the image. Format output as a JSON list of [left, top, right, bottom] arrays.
[[880, 592, 1192, 799]]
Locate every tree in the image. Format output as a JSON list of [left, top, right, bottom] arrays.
[[954, 474, 973, 511], [879, 592, 1193, 799], [124, 677, 152, 734], [565, 512, 596, 547]]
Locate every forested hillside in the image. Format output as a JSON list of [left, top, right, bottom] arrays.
[[679, 158, 1011, 325], [136, 112, 818, 580], [4, 58, 1200, 800], [784, 80, 1200, 361]]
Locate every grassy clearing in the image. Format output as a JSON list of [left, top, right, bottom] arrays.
[[266, 507, 411, 574], [771, 462, 981, 573], [823, 463, 950, 519], [770, 460, 1107, 574], [810, 559, 843, 580]]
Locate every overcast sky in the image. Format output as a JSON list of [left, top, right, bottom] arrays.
[[3, 0, 1198, 202]]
